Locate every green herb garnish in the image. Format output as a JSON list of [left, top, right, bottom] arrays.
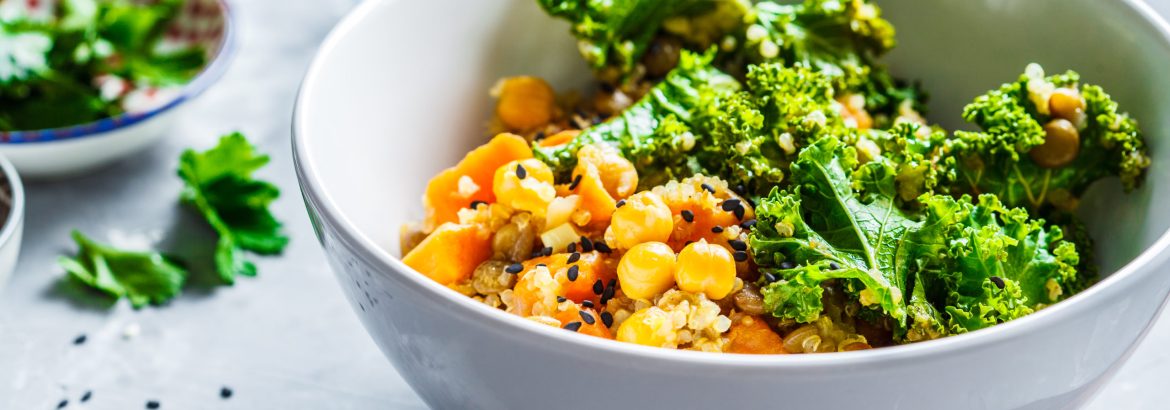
[[179, 132, 289, 284], [59, 230, 187, 308]]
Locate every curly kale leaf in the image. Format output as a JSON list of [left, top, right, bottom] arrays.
[[950, 64, 1151, 215], [694, 63, 849, 197], [750, 138, 914, 324], [533, 50, 739, 187], [59, 230, 187, 308], [751, 138, 1080, 342], [537, 0, 718, 81], [179, 133, 289, 284], [724, 0, 917, 116]]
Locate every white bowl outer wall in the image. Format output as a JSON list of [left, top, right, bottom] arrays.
[[293, 0, 1170, 409], [0, 108, 181, 178]]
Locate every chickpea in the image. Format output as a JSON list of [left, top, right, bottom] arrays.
[[643, 37, 682, 77], [674, 240, 736, 300], [1029, 118, 1080, 168], [1048, 87, 1086, 124], [610, 191, 673, 249], [576, 144, 638, 199], [617, 242, 677, 300], [495, 76, 556, 131]]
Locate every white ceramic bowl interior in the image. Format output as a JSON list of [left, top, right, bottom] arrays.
[[0, 0, 235, 179], [294, 0, 1170, 408]]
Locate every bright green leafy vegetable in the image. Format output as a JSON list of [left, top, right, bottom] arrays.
[[537, 0, 720, 82], [179, 132, 288, 284], [750, 138, 1079, 342], [59, 230, 187, 308], [949, 64, 1151, 215], [0, 0, 205, 131], [533, 50, 739, 187], [694, 62, 851, 196]]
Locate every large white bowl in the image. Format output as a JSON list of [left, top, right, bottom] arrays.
[[293, 0, 1170, 408]]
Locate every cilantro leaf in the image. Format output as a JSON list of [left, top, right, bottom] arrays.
[[58, 230, 187, 308], [178, 132, 288, 283]]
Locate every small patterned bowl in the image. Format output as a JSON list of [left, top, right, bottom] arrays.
[[0, 0, 235, 178]]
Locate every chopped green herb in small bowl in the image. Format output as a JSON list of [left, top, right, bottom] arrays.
[[0, 0, 235, 178]]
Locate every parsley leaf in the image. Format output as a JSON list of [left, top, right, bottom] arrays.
[[178, 132, 288, 284], [58, 230, 187, 308]]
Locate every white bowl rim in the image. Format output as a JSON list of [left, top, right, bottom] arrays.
[[292, 0, 1170, 368], [0, 0, 238, 144]]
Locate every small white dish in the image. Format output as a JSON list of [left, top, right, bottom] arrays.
[[0, 0, 236, 179], [0, 151, 25, 294], [294, 0, 1170, 408]]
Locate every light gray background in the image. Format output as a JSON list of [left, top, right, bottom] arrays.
[[0, 0, 1166, 408]]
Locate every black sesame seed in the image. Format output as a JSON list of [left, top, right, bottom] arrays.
[[534, 131, 546, 141], [579, 311, 596, 325], [73, 334, 86, 345], [567, 252, 581, 263], [711, 226, 724, 233], [515, 163, 528, 179], [734, 251, 748, 262], [580, 236, 594, 252], [542, 246, 553, 257], [567, 243, 577, 253], [602, 283, 615, 301], [608, 278, 617, 287], [616, 199, 626, 208], [728, 239, 747, 251], [469, 200, 487, 209], [990, 276, 1006, 289], [146, 401, 160, 409], [557, 296, 567, 303], [764, 272, 779, 283], [701, 183, 716, 194], [564, 321, 583, 332], [828, 262, 840, 270], [779, 261, 796, 270], [568, 174, 583, 190], [505, 263, 523, 274], [57, 399, 67, 409], [745, 197, 756, 208], [600, 312, 614, 327], [593, 280, 605, 295], [680, 210, 695, 223], [721, 199, 742, 212], [740, 219, 757, 230], [594, 242, 612, 253], [582, 300, 594, 308], [220, 387, 233, 399], [733, 206, 745, 220], [536, 263, 547, 268], [734, 184, 747, 195], [80, 391, 91, 403], [567, 265, 580, 281]]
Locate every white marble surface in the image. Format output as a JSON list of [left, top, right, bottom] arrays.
[[0, 0, 1167, 408]]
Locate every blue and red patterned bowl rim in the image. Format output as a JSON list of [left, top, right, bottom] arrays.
[[0, 0, 237, 144]]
